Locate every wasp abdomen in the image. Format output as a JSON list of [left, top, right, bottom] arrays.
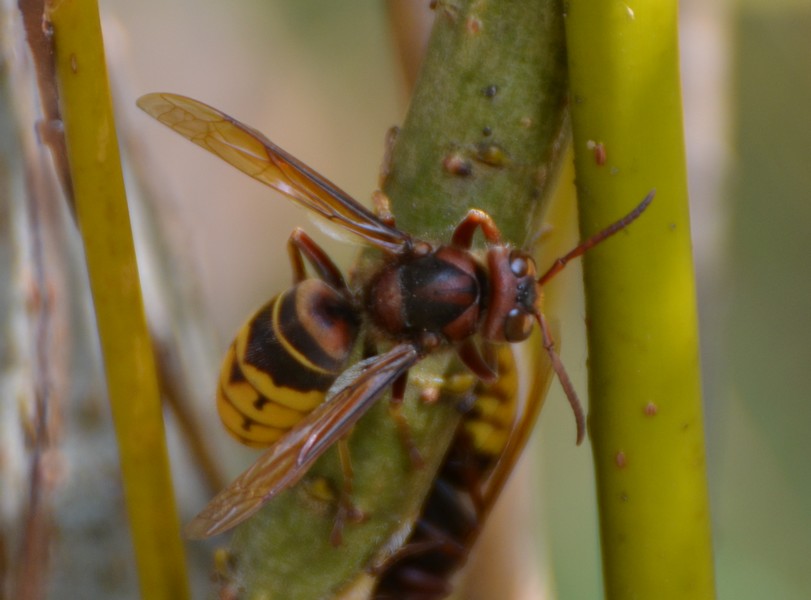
[[459, 344, 518, 460], [367, 247, 483, 341], [217, 280, 359, 447]]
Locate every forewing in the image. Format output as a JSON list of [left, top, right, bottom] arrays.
[[183, 424, 308, 539], [184, 343, 421, 539], [297, 344, 421, 464], [137, 93, 411, 254]]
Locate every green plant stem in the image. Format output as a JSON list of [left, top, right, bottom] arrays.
[[228, 1, 569, 597], [564, 1, 715, 597], [47, 1, 189, 598]]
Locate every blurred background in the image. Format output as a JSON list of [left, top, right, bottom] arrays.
[[8, 0, 810, 597]]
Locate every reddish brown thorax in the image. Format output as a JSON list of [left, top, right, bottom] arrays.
[[365, 246, 485, 343], [365, 242, 540, 350]]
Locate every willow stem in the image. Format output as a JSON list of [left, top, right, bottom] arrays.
[[47, 1, 189, 597], [565, 0, 715, 597]]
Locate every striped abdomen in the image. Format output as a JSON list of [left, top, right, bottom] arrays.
[[371, 345, 520, 599], [217, 279, 359, 447], [459, 344, 518, 462]]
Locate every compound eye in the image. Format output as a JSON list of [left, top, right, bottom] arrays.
[[509, 251, 529, 278], [504, 308, 534, 342]]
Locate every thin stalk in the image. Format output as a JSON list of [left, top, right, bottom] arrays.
[[46, 1, 189, 598], [564, 1, 715, 598]]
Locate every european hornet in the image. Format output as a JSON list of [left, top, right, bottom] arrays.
[[136, 93, 653, 540], [372, 342, 555, 599]]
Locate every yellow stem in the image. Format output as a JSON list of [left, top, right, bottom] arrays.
[[47, 1, 189, 597], [565, 0, 715, 597]]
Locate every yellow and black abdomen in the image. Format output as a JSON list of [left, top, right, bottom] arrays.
[[460, 344, 519, 462], [217, 279, 360, 447], [371, 345, 521, 598]]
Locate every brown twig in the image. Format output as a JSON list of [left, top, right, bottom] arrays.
[[17, 0, 74, 212]]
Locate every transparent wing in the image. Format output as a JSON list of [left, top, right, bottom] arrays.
[[184, 343, 421, 539], [137, 92, 412, 254]]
